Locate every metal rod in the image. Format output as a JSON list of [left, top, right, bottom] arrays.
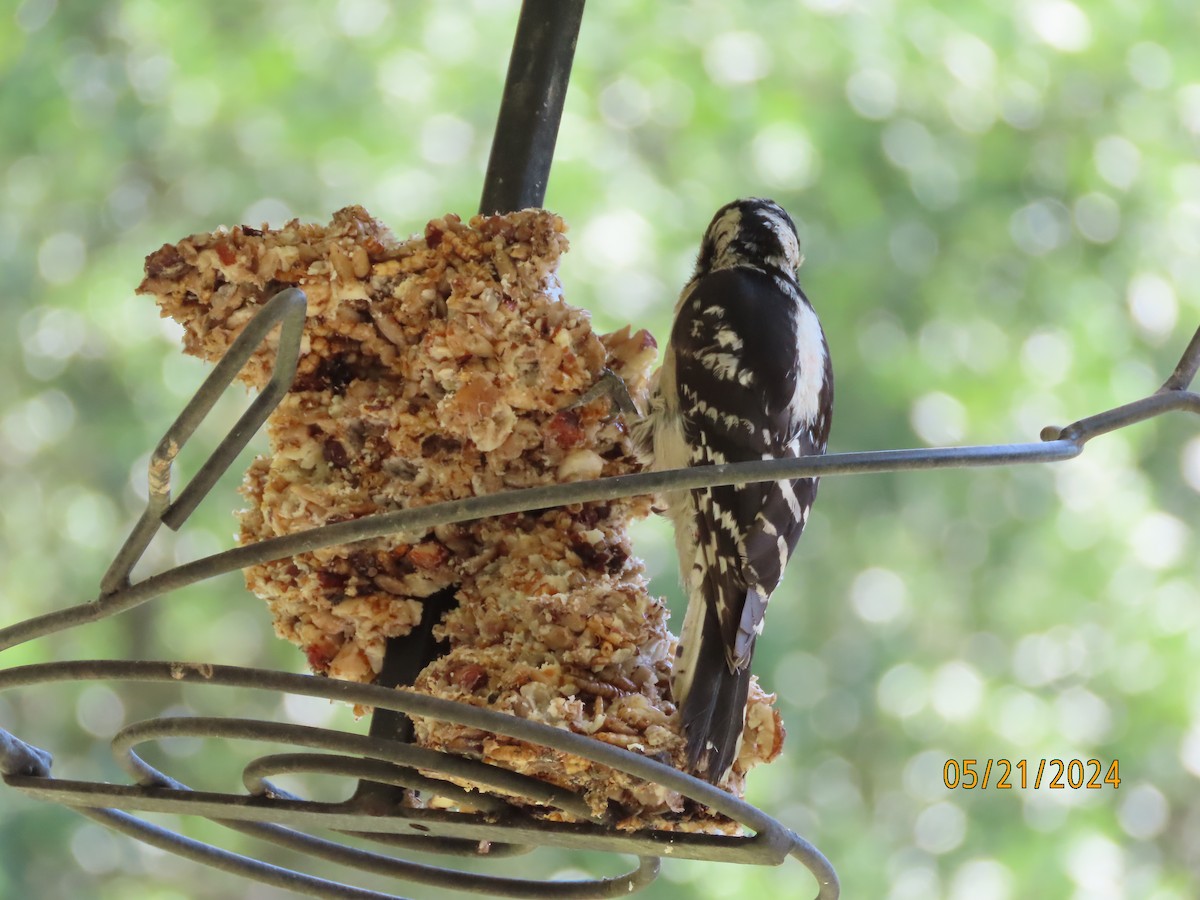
[[241, 753, 512, 815], [1041, 383, 1200, 443], [86, 803, 661, 900], [111, 715, 600, 822], [211, 818, 660, 900], [78, 806, 405, 900], [0, 727, 52, 777], [162, 288, 308, 529], [479, 0, 586, 214], [5, 772, 787, 865], [3, 380, 1198, 654], [98, 288, 307, 594], [353, 587, 457, 812], [1160, 321, 1200, 393], [76, 801, 657, 900]]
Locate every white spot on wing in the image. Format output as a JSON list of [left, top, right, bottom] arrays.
[[691, 398, 754, 435], [714, 328, 743, 350], [779, 479, 804, 519], [697, 350, 749, 383]]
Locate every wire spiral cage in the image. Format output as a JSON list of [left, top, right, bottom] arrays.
[[5, 3, 1200, 899]]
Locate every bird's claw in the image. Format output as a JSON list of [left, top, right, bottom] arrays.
[[567, 367, 640, 417]]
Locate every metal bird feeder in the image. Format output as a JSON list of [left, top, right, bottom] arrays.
[[3, 3, 1200, 899]]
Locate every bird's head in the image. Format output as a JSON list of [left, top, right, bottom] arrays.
[[695, 198, 802, 278]]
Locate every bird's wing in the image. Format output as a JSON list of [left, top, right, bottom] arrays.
[[672, 268, 830, 670]]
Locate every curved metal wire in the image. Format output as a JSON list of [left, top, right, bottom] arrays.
[[0, 660, 833, 897], [99, 286, 308, 596], [73, 803, 661, 900], [3, 318, 1197, 654]]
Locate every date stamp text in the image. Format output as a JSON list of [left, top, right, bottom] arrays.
[[943, 758, 1120, 790]]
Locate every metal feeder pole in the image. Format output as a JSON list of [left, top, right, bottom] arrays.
[[479, 0, 586, 216]]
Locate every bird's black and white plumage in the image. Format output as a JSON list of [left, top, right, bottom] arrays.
[[632, 198, 833, 782]]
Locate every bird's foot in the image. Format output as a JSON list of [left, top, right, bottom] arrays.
[[566, 367, 640, 417]]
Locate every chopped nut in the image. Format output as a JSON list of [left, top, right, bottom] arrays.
[[557, 448, 604, 482], [547, 409, 586, 449], [410, 541, 449, 570]]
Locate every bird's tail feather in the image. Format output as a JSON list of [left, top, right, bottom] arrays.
[[677, 603, 754, 783]]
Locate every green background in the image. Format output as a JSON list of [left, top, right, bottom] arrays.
[[3, 1, 1200, 897]]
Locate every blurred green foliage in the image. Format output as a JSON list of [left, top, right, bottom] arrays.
[[3, 0, 1200, 897]]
